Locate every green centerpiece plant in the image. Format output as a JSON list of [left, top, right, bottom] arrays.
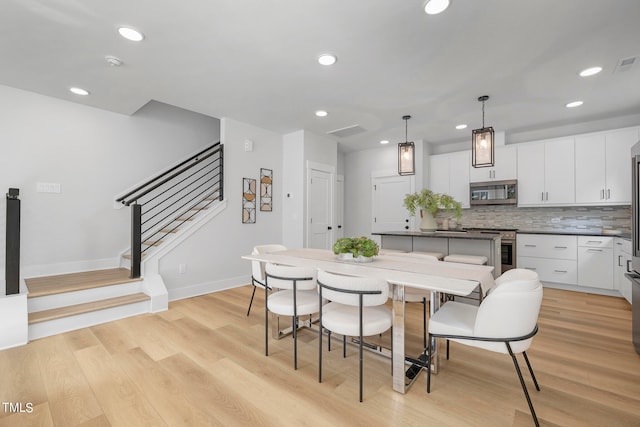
[[403, 189, 463, 231], [332, 236, 379, 262]]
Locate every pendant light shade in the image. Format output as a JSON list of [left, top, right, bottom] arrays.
[[398, 115, 415, 175], [472, 95, 495, 168]]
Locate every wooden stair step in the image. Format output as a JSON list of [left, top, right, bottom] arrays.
[[160, 228, 179, 233], [122, 253, 147, 260], [143, 240, 163, 247], [174, 217, 195, 222], [189, 207, 208, 211], [26, 268, 141, 298], [28, 293, 149, 324]]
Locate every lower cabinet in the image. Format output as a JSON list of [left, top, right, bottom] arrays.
[[517, 234, 617, 291], [517, 234, 577, 285], [577, 236, 613, 289]]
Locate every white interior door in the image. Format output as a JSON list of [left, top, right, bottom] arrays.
[[308, 168, 333, 249], [372, 175, 412, 233], [335, 175, 344, 239]]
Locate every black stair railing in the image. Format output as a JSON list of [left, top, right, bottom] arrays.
[[5, 188, 20, 295], [116, 142, 224, 278]]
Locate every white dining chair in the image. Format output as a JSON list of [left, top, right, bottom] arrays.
[[247, 244, 287, 316], [426, 270, 543, 426], [317, 270, 392, 402], [264, 262, 318, 370]]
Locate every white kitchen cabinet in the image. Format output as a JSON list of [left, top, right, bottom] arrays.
[[469, 145, 517, 183], [577, 236, 614, 289], [517, 234, 578, 285], [575, 127, 638, 205], [614, 238, 632, 303], [429, 151, 470, 208], [517, 139, 575, 206]]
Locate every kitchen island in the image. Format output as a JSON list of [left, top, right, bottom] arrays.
[[372, 230, 501, 278]]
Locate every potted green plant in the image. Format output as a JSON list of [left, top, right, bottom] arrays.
[[332, 236, 380, 262], [403, 189, 462, 232]]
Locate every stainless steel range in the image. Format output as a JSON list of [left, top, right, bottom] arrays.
[[464, 228, 517, 274]]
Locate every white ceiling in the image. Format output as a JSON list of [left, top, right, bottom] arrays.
[[1, 0, 639, 152]]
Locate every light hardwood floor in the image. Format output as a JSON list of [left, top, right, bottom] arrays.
[[1, 285, 639, 426]]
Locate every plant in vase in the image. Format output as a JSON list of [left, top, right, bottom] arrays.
[[403, 189, 463, 232], [332, 236, 379, 262]]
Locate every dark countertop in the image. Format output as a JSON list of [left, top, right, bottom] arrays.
[[373, 230, 500, 240], [517, 229, 631, 240]]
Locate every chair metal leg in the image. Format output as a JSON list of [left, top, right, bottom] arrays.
[[427, 333, 433, 393], [293, 315, 298, 370], [523, 351, 540, 391], [422, 298, 427, 352], [264, 286, 269, 357], [507, 344, 539, 427], [343, 335, 347, 358], [446, 339, 450, 359], [247, 285, 257, 316], [359, 328, 363, 402], [318, 292, 323, 383], [328, 330, 331, 352]]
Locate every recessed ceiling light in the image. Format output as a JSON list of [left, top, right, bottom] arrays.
[[380, 140, 390, 145], [424, 0, 450, 15], [315, 110, 328, 117], [579, 66, 603, 77], [69, 87, 89, 96], [566, 101, 583, 108], [118, 26, 144, 42], [455, 124, 467, 130], [318, 54, 337, 66]]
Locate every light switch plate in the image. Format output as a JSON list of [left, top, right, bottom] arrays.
[[36, 182, 61, 193]]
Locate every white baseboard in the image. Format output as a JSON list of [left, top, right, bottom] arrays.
[[542, 281, 623, 297]]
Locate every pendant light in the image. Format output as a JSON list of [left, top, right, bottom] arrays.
[[471, 95, 495, 168], [398, 115, 415, 176]]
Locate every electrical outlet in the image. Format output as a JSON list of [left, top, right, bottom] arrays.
[[244, 139, 254, 152], [178, 263, 187, 274]]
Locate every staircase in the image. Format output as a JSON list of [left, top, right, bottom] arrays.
[[26, 268, 149, 340], [24, 142, 224, 341]]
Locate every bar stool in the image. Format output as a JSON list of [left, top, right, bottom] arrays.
[[443, 254, 488, 265]]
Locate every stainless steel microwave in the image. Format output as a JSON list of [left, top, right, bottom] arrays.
[[470, 180, 517, 205]]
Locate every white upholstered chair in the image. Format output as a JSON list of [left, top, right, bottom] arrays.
[[247, 244, 287, 316], [264, 263, 318, 370], [317, 270, 392, 402], [427, 269, 543, 426]]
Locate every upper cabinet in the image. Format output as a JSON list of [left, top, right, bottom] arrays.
[[575, 127, 639, 205], [469, 145, 517, 183], [517, 139, 575, 206], [429, 151, 470, 208]]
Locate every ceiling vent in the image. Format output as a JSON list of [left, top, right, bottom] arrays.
[[615, 56, 636, 73], [327, 124, 366, 138]]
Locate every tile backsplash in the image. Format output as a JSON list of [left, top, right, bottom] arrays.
[[441, 205, 631, 234]]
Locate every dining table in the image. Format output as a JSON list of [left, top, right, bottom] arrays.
[[242, 248, 495, 394]]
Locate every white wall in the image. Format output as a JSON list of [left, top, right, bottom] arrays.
[[343, 141, 424, 238], [0, 85, 220, 278], [158, 117, 283, 299], [281, 130, 338, 249], [282, 131, 304, 248]]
